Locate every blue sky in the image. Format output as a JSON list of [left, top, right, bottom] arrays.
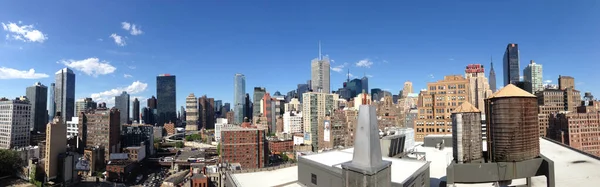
[[1, 1, 599, 114]]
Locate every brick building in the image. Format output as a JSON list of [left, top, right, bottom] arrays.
[[191, 174, 210, 187], [415, 75, 470, 141], [548, 102, 600, 157], [220, 126, 268, 169], [79, 108, 121, 161], [164, 122, 176, 135], [106, 160, 137, 182], [268, 139, 293, 154]]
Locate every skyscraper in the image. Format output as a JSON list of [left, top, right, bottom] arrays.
[[297, 83, 309, 103], [147, 96, 157, 109], [234, 73, 246, 124], [253, 87, 267, 117], [115, 91, 130, 125], [310, 57, 331, 94], [244, 93, 252, 122], [302, 92, 339, 151], [185, 93, 198, 129], [489, 57, 497, 92], [133, 98, 140, 123], [503, 43, 520, 86], [215, 100, 223, 114], [48, 83, 55, 123], [346, 79, 363, 98], [465, 64, 492, 114], [75, 98, 97, 116], [361, 76, 369, 94], [157, 74, 177, 126], [523, 60, 543, 94], [402, 81, 413, 97], [0, 97, 31, 149], [26, 82, 48, 132], [55, 68, 76, 124]]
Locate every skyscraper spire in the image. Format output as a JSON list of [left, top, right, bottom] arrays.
[[347, 68, 350, 83]]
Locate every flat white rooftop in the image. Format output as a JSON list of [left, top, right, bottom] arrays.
[[229, 166, 301, 187]]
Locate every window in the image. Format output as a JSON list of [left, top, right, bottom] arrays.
[[311, 173, 317, 185]]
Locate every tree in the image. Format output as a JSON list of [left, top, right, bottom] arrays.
[[175, 142, 184, 148], [185, 134, 202, 141], [0, 149, 23, 177], [280, 153, 289, 162], [216, 142, 221, 156]]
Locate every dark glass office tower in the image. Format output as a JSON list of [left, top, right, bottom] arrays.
[[26, 82, 48, 132], [296, 83, 309, 103], [503, 43, 520, 86], [133, 98, 140, 123], [115, 91, 130, 125], [55, 68, 75, 124], [157, 74, 176, 126], [147, 96, 157, 109]]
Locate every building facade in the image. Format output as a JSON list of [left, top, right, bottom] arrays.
[[133, 98, 140, 123], [465, 64, 492, 114], [549, 109, 600, 157], [185, 93, 198, 130], [48, 83, 56, 123], [558, 75, 575, 90], [115, 91, 130, 126], [0, 98, 31, 149], [489, 59, 497, 93], [523, 60, 543, 94], [253, 87, 266, 117], [75, 98, 97, 117], [147, 96, 157, 110], [79, 108, 121, 161], [234, 73, 246, 124], [503, 43, 520, 86], [302, 92, 339, 151], [310, 57, 331, 94], [122, 124, 155, 156], [414, 75, 470, 141], [283, 111, 303, 134], [55, 68, 76, 125], [403, 81, 413, 97], [157, 74, 177, 126], [45, 115, 66, 181], [26, 82, 48, 133], [220, 126, 268, 169]]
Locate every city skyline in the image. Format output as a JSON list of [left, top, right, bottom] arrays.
[[0, 1, 598, 110]]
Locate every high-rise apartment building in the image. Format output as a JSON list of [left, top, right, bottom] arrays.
[[0, 98, 31, 149], [55, 68, 76, 124], [75, 98, 97, 116], [558, 75, 575, 90], [253, 87, 266, 117], [157, 74, 176, 126], [414, 75, 470, 141], [465, 64, 492, 114], [523, 60, 543, 94], [115, 91, 130, 125], [234, 73, 246, 124], [302, 92, 339, 151], [48, 83, 56, 123], [536, 89, 566, 137], [310, 56, 331, 94], [133, 98, 140, 123], [503, 43, 520, 86], [283, 111, 303, 134], [79, 108, 121, 161], [147, 96, 157, 109], [45, 115, 66, 181], [489, 58, 497, 93], [26, 82, 48, 132], [185, 93, 198, 130], [403, 81, 413, 97]]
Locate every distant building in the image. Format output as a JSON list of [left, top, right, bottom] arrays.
[[234, 73, 246, 124], [503, 43, 520, 86], [361, 76, 369, 94], [296, 83, 309, 103], [415, 75, 470, 141], [283, 111, 303, 134], [66, 117, 79, 138], [285, 98, 301, 112], [253, 87, 267, 117], [215, 100, 223, 116], [55, 68, 76, 124], [115, 91, 130, 126], [244, 94, 252, 121], [549, 102, 600, 157], [302, 92, 339, 151], [122, 124, 155, 156], [75, 98, 97, 118], [48, 83, 56, 123], [215, 118, 231, 142], [371, 88, 383, 102], [157, 74, 177, 126], [147, 96, 157, 110], [220, 126, 268, 169], [26, 82, 48, 133], [79, 108, 121, 161], [268, 139, 293, 154], [523, 60, 544, 93], [0, 98, 31, 149], [185, 93, 198, 130], [465, 64, 493, 114], [402, 81, 413, 97], [133, 98, 140, 123], [198, 95, 216, 129], [558, 75, 575, 90], [311, 56, 331, 94], [489, 58, 497, 93]]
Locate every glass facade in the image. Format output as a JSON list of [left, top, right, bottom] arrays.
[[157, 75, 176, 126], [48, 83, 55, 123], [26, 82, 48, 132], [503, 43, 520, 86], [115, 91, 130, 125], [55, 68, 75, 124], [234, 73, 246, 124]]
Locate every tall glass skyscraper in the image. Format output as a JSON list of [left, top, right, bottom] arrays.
[[26, 82, 48, 132], [55, 68, 75, 123], [157, 74, 176, 126], [48, 83, 55, 123], [523, 60, 543, 94], [503, 43, 520, 86], [234, 73, 246, 124], [115, 91, 130, 125]]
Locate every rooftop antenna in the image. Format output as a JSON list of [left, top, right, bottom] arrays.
[[318, 41, 322, 60], [347, 68, 350, 82]]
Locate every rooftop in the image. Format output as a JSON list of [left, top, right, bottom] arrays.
[[229, 165, 301, 187], [489, 84, 536, 98]]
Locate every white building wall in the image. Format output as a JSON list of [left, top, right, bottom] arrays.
[[66, 117, 79, 138], [0, 100, 31, 149], [283, 111, 303, 134], [215, 118, 229, 142]]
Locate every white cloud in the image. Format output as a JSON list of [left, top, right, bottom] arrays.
[[0, 67, 49, 79], [91, 81, 148, 106], [128, 66, 136, 69], [429, 74, 435, 79], [97, 38, 103, 42], [366, 74, 374, 78], [449, 58, 455, 61], [1, 22, 48, 43], [121, 22, 143, 35], [59, 58, 116, 77], [382, 60, 389, 63], [519, 76, 524, 81], [331, 62, 348, 73], [544, 80, 552, 84], [346, 73, 356, 78], [109, 33, 126, 46], [124, 74, 133, 78], [356, 59, 373, 68], [577, 82, 585, 85]]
